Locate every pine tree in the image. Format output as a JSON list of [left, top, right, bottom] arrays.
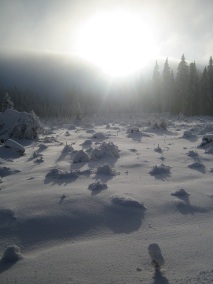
[[200, 67, 210, 115], [207, 56, 213, 114], [162, 58, 172, 112], [2, 93, 14, 112], [188, 62, 199, 115], [176, 54, 189, 114], [152, 61, 162, 112]]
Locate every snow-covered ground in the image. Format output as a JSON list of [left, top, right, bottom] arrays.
[[1, 113, 213, 284]]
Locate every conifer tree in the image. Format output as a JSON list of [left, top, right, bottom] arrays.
[[152, 61, 162, 112], [200, 67, 210, 115], [2, 93, 14, 112], [176, 54, 189, 114], [207, 56, 213, 114], [162, 58, 172, 112], [188, 62, 199, 115]]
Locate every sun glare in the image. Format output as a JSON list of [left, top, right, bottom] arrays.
[[74, 10, 157, 77]]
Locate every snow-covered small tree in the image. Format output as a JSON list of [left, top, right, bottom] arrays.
[[2, 93, 14, 112]]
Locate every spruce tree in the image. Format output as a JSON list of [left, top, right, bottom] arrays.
[[207, 56, 213, 114], [200, 67, 210, 115], [162, 58, 172, 112], [2, 93, 14, 112], [176, 54, 189, 114], [152, 61, 162, 112], [188, 62, 199, 115]]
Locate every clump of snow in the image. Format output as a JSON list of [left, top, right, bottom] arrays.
[[43, 136, 58, 143], [65, 131, 71, 136], [90, 142, 120, 160], [46, 168, 78, 179], [1, 245, 23, 262], [96, 163, 116, 175], [61, 143, 74, 153], [187, 150, 198, 157], [73, 150, 89, 163], [0, 109, 42, 140], [111, 196, 146, 210], [88, 180, 107, 191], [92, 132, 105, 139], [149, 163, 171, 175], [38, 143, 48, 150], [171, 188, 189, 197]]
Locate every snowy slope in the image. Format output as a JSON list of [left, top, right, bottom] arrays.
[[0, 114, 213, 284]]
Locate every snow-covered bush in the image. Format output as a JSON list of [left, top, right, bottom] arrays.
[[0, 109, 42, 139], [200, 134, 213, 147], [46, 168, 78, 179], [149, 118, 168, 130], [92, 132, 105, 139], [149, 163, 171, 175], [1, 245, 23, 262], [88, 180, 107, 191], [96, 163, 116, 175], [90, 142, 120, 160], [73, 150, 89, 163], [111, 196, 146, 210]]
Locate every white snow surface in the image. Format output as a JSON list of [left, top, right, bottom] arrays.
[[0, 114, 213, 283]]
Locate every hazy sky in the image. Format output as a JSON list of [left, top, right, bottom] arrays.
[[0, 0, 213, 63]]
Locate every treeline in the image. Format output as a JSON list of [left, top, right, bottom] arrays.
[[1, 54, 213, 117]]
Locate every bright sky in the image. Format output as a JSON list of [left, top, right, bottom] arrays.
[[0, 0, 213, 77]]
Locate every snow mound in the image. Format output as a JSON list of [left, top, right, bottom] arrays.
[[182, 130, 196, 139], [0, 109, 42, 139], [205, 145, 213, 154], [149, 163, 171, 175], [148, 243, 165, 272], [200, 134, 213, 147], [46, 168, 78, 179], [73, 150, 89, 163], [127, 126, 140, 133], [154, 144, 163, 153], [81, 139, 92, 146], [0, 166, 20, 177], [171, 188, 189, 197], [187, 150, 198, 157], [88, 180, 107, 191], [96, 163, 116, 175], [4, 139, 25, 155], [1, 245, 23, 263], [38, 143, 48, 150], [92, 132, 105, 139], [90, 142, 120, 160], [61, 144, 74, 153], [188, 162, 205, 169], [198, 124, 213, 135], [0, 208, 16, 228], [111, 196, 146, 210]]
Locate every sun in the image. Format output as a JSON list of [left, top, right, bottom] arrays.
[[73, 10, 157, 77]]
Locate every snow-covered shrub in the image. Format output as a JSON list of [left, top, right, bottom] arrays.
[[96, 163, 116, 175], [73, 150, 89, 163], [149, 163, 171, 175], [0, 109, 42, 139], [88, 180, 107, 191], [182, 130, 196, 139], [90, 142, 120, 160], [46, 168, 78, 179], [151, 118, 168, 130], [171, 188, 189, 197], [154, 144, 163, 153], [1, 245, 23, 262], [187, 150, 198, 157], [188, 161, 205, 169]]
